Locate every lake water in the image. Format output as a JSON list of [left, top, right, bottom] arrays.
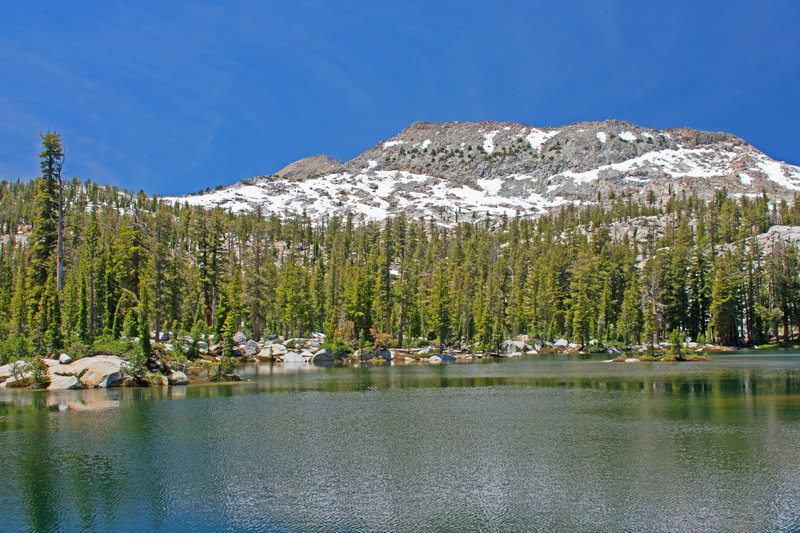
[[2, 351, 800, 532]]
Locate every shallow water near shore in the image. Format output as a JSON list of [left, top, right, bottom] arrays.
[[1, 351, 800, 532]]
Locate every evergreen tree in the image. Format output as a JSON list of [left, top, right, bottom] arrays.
[[222, 312, 235, 358], [77, 276, 90, 344], [139, 278, 152, 359], [619, 273, 643, 345], [710, 260, 738, 345]]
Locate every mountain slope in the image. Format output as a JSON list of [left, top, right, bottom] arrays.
[[165, 120, 800, 223]]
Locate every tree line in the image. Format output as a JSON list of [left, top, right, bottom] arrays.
[[2, 133, 800, 362]]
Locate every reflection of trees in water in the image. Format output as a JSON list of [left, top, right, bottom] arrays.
[[20, 400, 58, 532]]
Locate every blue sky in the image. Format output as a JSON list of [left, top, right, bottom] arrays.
[[1, 1, 799, 195]]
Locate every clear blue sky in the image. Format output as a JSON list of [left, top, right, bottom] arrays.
[[1, 1, 799, 195]]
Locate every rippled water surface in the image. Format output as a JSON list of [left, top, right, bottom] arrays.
[[2, 352, 800, 532]]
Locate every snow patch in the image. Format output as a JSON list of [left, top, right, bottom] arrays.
[[526, 129, 560, 151], [558, 146, 752, 184], [755, 155, 799, 189], [383, 140, 405, 149], [477, 178, 503, 195], [596, 132, 607, 143], [483, 131, 499, 153], [619, 131, 638, 142]]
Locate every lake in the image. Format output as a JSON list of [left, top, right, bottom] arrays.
[[1, 351, 800, 532]]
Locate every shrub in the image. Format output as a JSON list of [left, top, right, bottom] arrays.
[[370, 328, 396, 350], [669, 328, 685, 358], [335, 321, 357, 348], [210, 357, 237, 381], [30, 357, 50, 389], [321, 340, 351, 357], [0, 334, 34, 364]]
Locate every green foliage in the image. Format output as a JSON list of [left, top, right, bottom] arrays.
[[77, 277, 91, 344], [0, 334, 34, 364], [370, 327, 396, 349], [29, 356, 50, 389], [321, 339, 351, 356], [334, 320, 357, 348], [710, 258, 738, 345], [668, 328, 685, 358], [210, 356, 237, 381], [123, 310, 138, 339], [91, 335, 139, 358], [0, 136, 798, 359], [139, 278, 152, 359], [222, 313, 235, 357]]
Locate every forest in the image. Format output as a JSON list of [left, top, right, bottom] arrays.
[[1, 133, 800, 364]]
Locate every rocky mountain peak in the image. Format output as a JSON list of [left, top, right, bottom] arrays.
[[166, 119, 800, 224], [274, 154, 342, 180]]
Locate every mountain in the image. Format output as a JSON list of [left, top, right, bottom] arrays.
[[164, 120, 800, 223], [274, 154, 342, 180]]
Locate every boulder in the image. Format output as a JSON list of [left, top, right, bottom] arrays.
[[149, 374, 169, 386], [58, 353, 72, 364], [159, 332, 172, 342], [69, 356, 125, 388], [428, 353, 455, 363], [269, 344, 288, 356], [243, 340, 259, 356], [282, 351, 305, 362], [502, 340, 529, 353], [554, 338, 569, 348], [255, 347, 274, 361], [362, 348, 393, 361], [0, 361, 26, 380], [168, 371, 188, 385], [312, 348, 335, 362], [300, 350, 315, 361], [47, 374, 82, 390], [234, 331, 247, 344]]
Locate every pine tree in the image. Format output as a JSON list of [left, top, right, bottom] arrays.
[[139, 278, 152, 359], [77, 276, 90, 343], [619, 274, 643, 346], [222, 312, 235, 358], [710, 261, 737, 345]]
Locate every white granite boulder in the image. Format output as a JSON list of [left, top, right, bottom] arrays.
[[47, 374, 82, 390]]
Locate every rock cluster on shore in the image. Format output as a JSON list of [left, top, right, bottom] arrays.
[[0, 355, 188, 391]]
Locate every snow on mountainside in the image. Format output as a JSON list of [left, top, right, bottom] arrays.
[[164, 120, 800, 224]]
